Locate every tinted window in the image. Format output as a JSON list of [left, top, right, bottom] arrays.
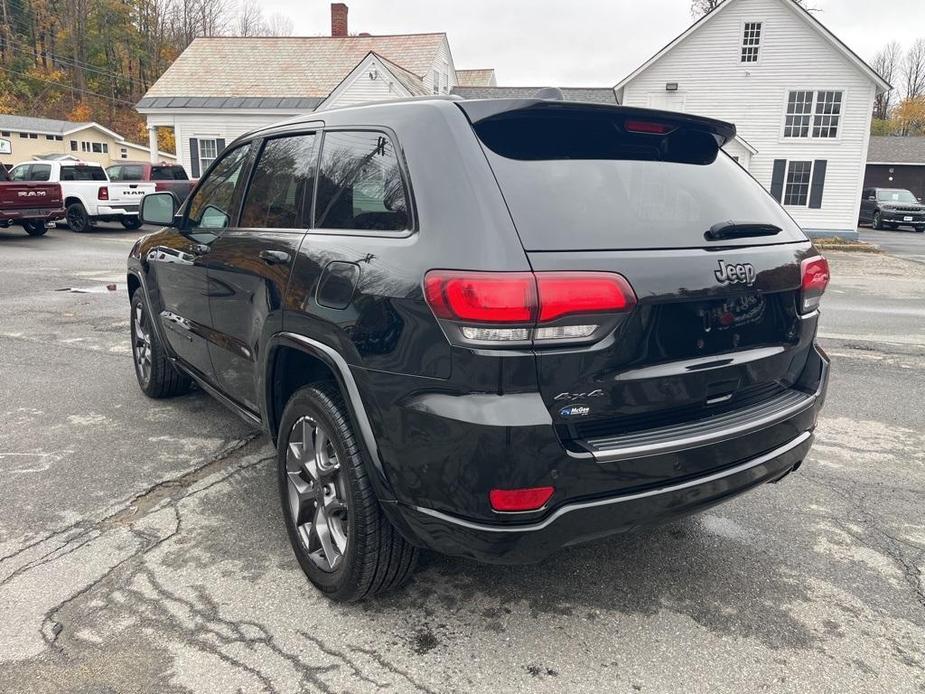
[[28, 164, 51, 181], [151, 166, 188, 181], [9, 165, 29, 181], [119, 165, 145, 181], [240, 134, 316, 229], [186, 144, 251, 229], [106, 166, 122, 181], [60, 166, 107, 181], [315, 131, 409, 231], [0, 166, 9, 182], [473, 112, 805, 250]]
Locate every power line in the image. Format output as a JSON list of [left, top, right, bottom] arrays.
[[6, 42, 152, 90], [0, 65, 138, 106]]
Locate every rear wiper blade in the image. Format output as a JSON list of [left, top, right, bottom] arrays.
[[705, 221, 782, 241]]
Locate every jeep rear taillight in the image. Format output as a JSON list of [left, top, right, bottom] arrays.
[[800, 256, 829, 313], [423, 270, 636, 347], [97, 186, 109, 200]]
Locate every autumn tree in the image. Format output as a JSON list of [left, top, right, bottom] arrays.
[[894, 97, 925, 136]]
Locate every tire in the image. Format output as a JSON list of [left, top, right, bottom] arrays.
[[130, 288, 191, 398], [22, 221, 47, 236], [872, 211, 883, 230], [278, 383, 418, 601], [66, 202, 92, 233], [916, 226, 925, 233], [121, 216, 143, 230]]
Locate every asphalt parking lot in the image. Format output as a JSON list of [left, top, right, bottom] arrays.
[[1, 223, 923, 693]]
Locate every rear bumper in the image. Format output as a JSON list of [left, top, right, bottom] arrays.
[[392, 430, 813, 564], [95, 204, 139, 217], [0, 207, 65, 223], [377, 344, 829, 564]]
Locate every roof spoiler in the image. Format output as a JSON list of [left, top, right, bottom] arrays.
[[456, 99, 736, 147]]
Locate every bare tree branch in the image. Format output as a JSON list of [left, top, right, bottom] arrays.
[[872, 41, 901, 120], [903, 38, 925, 100]]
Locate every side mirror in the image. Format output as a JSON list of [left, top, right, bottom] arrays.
[[867, 195, 876, 201], [140, 192, 179, 227]]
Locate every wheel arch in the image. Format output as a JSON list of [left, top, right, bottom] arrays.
[[126, 269, 170, 356], [265, 333, 396, 502]]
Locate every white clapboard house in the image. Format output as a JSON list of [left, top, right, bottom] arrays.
[[137, 3, 461, 178], [615, 0, 890, 238]]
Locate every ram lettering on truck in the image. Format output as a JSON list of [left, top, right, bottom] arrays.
[[0, 163, 65, 237]]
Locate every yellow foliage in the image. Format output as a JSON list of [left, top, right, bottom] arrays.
[[158, 128, 176, 155], [894, 97, 925, 135], [68, 101, 93, 123]]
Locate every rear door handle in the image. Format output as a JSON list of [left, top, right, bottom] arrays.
[[259, 249, 291, 265]]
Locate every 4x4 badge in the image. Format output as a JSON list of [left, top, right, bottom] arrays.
[[554, 389, 604, 401], [714, 259, 756, 286]]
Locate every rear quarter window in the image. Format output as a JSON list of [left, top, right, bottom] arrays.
[[152, 166, 188, 181], [60, 166, 107, 181], [472, 111, 806, 250]]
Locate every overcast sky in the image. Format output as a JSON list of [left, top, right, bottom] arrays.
[[257, 0, 923, 87]]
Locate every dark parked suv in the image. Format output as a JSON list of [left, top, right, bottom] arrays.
[[130, 96, 830, 601], [859, 187, 925, 231]]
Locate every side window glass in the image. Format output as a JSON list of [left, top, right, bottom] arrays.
[[240, 133, 316, 229], [315, 131, 409, 232], [107, 166, 121, 181], [30, 164, 51, 181], [9, 165, 29, 181], [122, 165, 144, 181], [186, 144, 252, 230]]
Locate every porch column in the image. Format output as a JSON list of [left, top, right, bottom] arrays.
[[147, 126, 158, 163]]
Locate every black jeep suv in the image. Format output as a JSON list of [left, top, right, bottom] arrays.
[[129, 96, 830, 601]]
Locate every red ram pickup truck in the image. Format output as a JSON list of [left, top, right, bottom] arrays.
[[106, 162, 195, 204], [0, 164, 65, 236]]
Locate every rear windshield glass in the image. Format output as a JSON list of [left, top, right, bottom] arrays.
[[61, 166, 107, 181], [473, 112, 806, 250], [152, 166, 188, 181]]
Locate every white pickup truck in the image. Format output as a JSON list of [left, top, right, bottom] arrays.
[[7, 160, 155, 232]]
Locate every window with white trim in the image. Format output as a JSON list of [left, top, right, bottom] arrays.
[[432, 69, 440, 95], [741, 22, 761, 62], [813, 91, 842, 138], [784, 91, 813, 137], [198, 138, 218, 172], [784, 90, 843, 138], [783, 160, 812, 206]]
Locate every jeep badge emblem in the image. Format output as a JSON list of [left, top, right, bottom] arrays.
[[714, 259, 756, 286]]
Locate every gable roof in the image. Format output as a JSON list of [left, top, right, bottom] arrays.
[[867, 136, 925, 165], [456, 69, 496, 87], [451, 86, 618, 104], [142, 34, 446, 101], [614, 0, 890, 94], [314, 51, 429, 111]]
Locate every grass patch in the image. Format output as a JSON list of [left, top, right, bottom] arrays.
[[811, 237, 882, 253]]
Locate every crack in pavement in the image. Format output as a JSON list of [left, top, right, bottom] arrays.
[[802, 470, 925, 614], [0, 431, 262, 578]]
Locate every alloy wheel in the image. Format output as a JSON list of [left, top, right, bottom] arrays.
[[286, 416, 350, 572], [132, 302, 152, 386]]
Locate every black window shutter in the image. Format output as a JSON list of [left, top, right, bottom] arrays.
[[216, 138, 226, 153], [770, 159, 786, 202], [809, 159, 827, 209], [189, 138, 200, 177]]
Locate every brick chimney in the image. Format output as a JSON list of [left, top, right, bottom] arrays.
[[331, 3, 348, 38]]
